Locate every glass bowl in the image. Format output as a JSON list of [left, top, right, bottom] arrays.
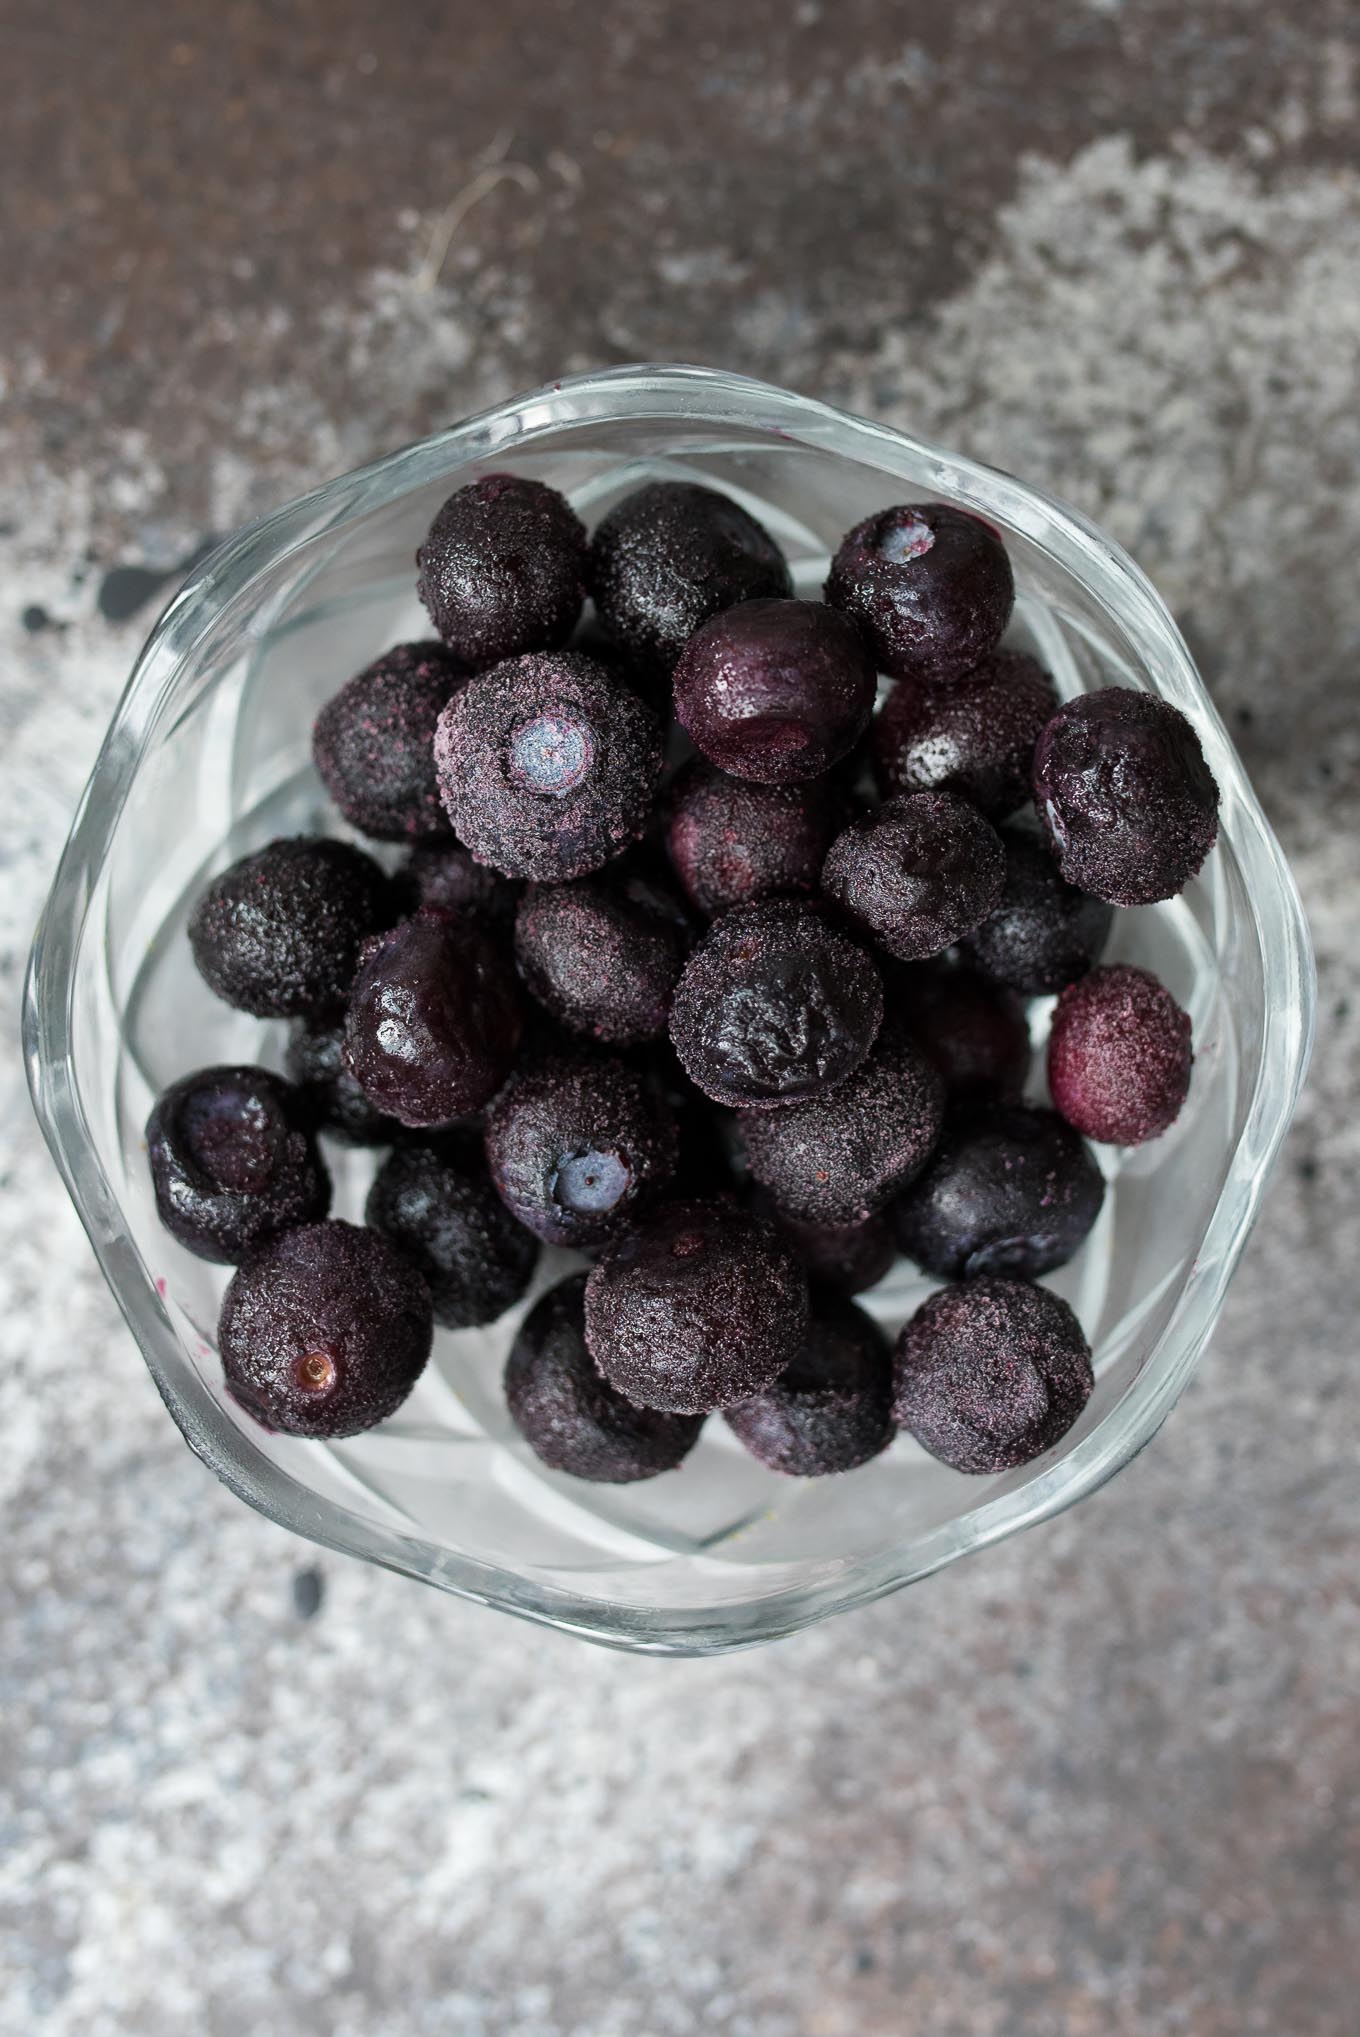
[[24, 365, 1314, 1654]]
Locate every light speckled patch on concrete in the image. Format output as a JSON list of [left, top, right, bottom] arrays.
[[2, 50, 1358, 2037]]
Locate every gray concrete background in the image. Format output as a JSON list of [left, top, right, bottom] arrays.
[[2, 2, 1357, 2030]]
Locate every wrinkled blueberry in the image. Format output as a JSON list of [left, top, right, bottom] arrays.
[[189, 837, 392, 1018], [673, 599, 877, 784], [960, 826, 1113, 994], [514, 869, 692, 1045], [821, 790, 1006, 962], [871, 648, 1056, 819], [312, 641, 467, 841], [366, 1136, 538, 1328], [826, 503, 1015, 685], [416, 473, 587, 666], [505, 1273, 704, 1482], [147, 1065, 330, 1264], [892, 1103, 1105, 1279], [483, 1052, 677, 1248], [664, 757, 842, 916], [1032, 688, 1219, 906], [1048, 963, 1193, 1145], [725, 1292, 894, 1476], [218, 1220, 433, 1439]]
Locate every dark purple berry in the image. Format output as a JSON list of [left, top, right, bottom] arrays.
[[584, 1198, 809, 1414], [146, 1065, 330, 1264], [895, 963, 1030, 1104], [892, 1103, 1104, 1280], [514, 870, 692, 1045], [725, 1292, 894, 1476], [673, 598, 876, 784], [188, 837, 392, 1018], [505, 1274, 704, 1483], [218, 1220, 433, 1439], [663, 757, 841, 916], [587, 480, 792, 673], [739, 1026, 944, 1225], [668, 898, 884, 1110], [825, 502, 1015, 686], [1032, 688, 1219, 906], [365, 1136, 538, 1328], [483, 1053, 677, 1248], [395, 838, 521, 931], [312, 641, 467, 842], [416, 473, 587, 667], [893, 1276, 1093, 1474], [1048, 963, 1192, 1145], [344, 909, 522, 1127], [751, 1190, 897, 1297], [871, 649, 1056, 819], [821, 790, 1006, 962], [960, 826, 1113, 994], [433, 651, 663, 881], [285, 1016, 403, 1146]]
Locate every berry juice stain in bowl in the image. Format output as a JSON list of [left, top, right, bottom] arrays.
[[27, 368, 1313, 1652]]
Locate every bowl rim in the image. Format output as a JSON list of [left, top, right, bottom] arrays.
[[23, 362, 1316, 1654]]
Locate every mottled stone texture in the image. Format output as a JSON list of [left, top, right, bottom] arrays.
[[2, 2, 1358, 2032]]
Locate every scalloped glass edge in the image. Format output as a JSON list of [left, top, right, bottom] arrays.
[[23, 364, 1315, 1654]]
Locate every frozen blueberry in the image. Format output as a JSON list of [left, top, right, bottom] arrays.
[[892, 1103, 1104, 1279], [505, 1274, 704, 1482], [871, 649, 1057, 819], [285, 1016, 403, 1146], [960, 826, 1113, 994], [312, 641, 467, 842], [673, 598, 877, 784], [483, 1053, 678, 1248], [752, 1191, 898, 1297], [1048, 963, 1193, 1145], [584, 1198, 809, 1414], [739, 1026, 945, 1224], [893, 1277, 1093, 1474], [344, 909, 522, 1127], [826, 503, 1015, 685], [416, 473, 587, 667], [218, 1220, 433, 1439], [725, 1292, 894, 1476], [587, 480, 792, 673], [895, 963, 1030, 1104], [395, 838, 521, 931], [821, 791, 1006, 962], [189, 837, 393, 1018], [365, 1136, 538, 1328], [663, 757, 842, 916], [514, 869, 692, 1045], [1032, 688, 1219, 906], [668, 898, 884, 1110], [146, 1065, 330, 1264], [433, 651, 663, 881]]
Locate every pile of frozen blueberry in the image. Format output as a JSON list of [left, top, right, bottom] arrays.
[[147, 470, 1218, 1487]]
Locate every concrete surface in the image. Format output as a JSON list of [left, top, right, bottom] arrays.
[[2, 3, 1357, 2031]]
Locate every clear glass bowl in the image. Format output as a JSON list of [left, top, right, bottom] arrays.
[[24, 365, 1314, 1654]]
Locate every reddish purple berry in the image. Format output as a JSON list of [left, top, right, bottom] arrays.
[[366, 1136, 538, 1329], [663, 757, 841, 917], [1048, 963, 1193, 1145], [960, 826, 1113, 994], [896, 963, 1030, 1104], [821, 790, 1006, 962], [433, 651, 663, 881], [312, 641, 467, 842], [505, 1274, 704, 1483], [871, 648, 1056, 819], [826, 503, 1015, 685], [395, 839, 521, 931], [1032, 688, 1219, 906], [513, 870, 692, 1045], [725, 1293, 894, 1476], [344, 910, 522, 1127], [584, 1199, 809, 1415], [483, 1053, 677, 1249], [416, 473, 587, 666], [587, 480, 792, 673], [673, 598, 877, 784], [893, 1277, 1093, 1474], [285, 1016, 402, 1146], [669, 898, 884, 1110], [218, 1220, 433, 1439], [892, 1103, 1104, 1280], [188, 837, 393, 1018], [147, 1065, 330, 1264], [739, 1026, 944, 1225]]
